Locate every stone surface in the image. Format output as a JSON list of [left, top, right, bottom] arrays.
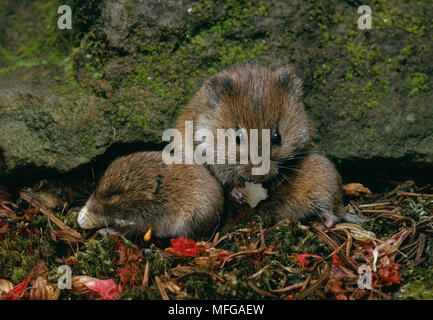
[[0, 0, 432, 177]]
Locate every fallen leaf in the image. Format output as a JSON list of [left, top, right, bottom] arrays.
[[64, 257, 75, 266], [116, 264, 139, 286], [377, 263, 403, 286], [0, 279, 14, 296], [70, 276, 99, 295], [29, 261, 49, 284], [343, 183, 372, 196], [332, 254, 345, 266], [165, 237, 198, 257], [4, 277, 30, 300], [115, 242, 143, 266], [365, 229, 409, 260], [295, 253, 322, 267], [165, 281, 181, 294], [55, 228, 83, 243], [84, 279, 122, 300], [29, 276, 56, 300]]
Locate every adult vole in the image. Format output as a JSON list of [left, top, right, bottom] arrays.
[[175, 63, 364, 228], [77, 151, 224, 239]]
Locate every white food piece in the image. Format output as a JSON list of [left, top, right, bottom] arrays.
[[245, 182, 268, 208], [77, 206, 105, 229]]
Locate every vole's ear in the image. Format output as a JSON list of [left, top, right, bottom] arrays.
[[204, 75, 233, 109], [276, 66, 303, 102]]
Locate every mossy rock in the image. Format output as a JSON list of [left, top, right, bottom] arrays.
[[0, 0, 432, 177]]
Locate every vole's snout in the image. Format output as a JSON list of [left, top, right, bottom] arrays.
[[238, 161, 278, 184], [77, 196, 136, 231], [77, 202, 106, 229]]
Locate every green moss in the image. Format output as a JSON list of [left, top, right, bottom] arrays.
[[400, 265, 433, 299], [73, 236, 116, 278], [1, 0, 74, 68], [97, 0, 273, 132], [405, 73, 429, 97], [0, 221, 55, 283]]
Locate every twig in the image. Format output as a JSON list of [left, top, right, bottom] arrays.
[[397, 192, 433, 198], [212, 232, 220, 247], [361, 209, 397, 213], [248, 281, 278, 298], [295, 264, 331, 300], [268, 281, 307, 293], [154, 276, 169, 300], [142, 260, 150, 289], [214, 228, 252, 247], [358, 202, 391, 208], [20, 190, 82, 240], [312, 227, 357, 272]]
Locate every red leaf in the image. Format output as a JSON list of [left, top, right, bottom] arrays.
[[4, 277, 30, 300], [332, 254, 345, 266], [295, 253, 322, 267], [116, 265, 138, 285], [84, 279, 122, 300], [166, 236, 198, 257], [377, 263, 403, 286], [114, 236, 143, 265]]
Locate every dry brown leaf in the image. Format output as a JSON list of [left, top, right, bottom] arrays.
[[0, 279, 14, 295], [19, 190, 83, 242], [55, 228, 83, 243], [165, 281, 181, 294], [343, 183, 372, 196], [29, 261, 49, 284], [29, 276, 59, 300], [70, 276, 99, 295]]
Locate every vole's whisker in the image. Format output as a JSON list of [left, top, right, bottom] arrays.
[[278, 165, 304, 173]]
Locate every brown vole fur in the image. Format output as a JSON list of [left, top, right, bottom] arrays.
[[77, 151, 224, 239], [175, 63, 364, 228]]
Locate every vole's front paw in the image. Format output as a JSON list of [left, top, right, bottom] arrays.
[[230, 187, 248, 204]]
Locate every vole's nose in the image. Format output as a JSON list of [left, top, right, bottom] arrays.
[[77, 206, 105, 229]]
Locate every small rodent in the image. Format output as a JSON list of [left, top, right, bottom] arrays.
[[175, 63, 364, 229], [77, 151, 224, 239]]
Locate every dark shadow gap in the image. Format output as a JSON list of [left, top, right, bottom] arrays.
[[1, 144, 432, 195], [335, 156, 433, 193], [0, 141, 165, 190]]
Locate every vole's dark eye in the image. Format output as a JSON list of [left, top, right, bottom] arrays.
[[105, 191, 120, 198], [272, 131, 281, 146]]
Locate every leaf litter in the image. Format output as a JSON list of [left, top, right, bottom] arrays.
[[0, 180, 432, 299]]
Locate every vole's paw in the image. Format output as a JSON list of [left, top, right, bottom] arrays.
[[97, 228, 119, 235], [230, 187, 248, 204]]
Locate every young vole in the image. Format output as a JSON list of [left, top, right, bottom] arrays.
[[175, 63, 364, 229], [77, 151, 224, 239]]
